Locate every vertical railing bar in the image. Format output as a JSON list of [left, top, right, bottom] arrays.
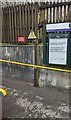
[[19, 4, 22, 36], [27, 3, 30, 33], [21, 4, 23, 37], [53, 2, 55, 23], [31, 3, 33, 30], [9, 6, 12, 43], [12, 5, 14, 43], [50, 1, 52, 23], [6, 7, 8, 43], [67, 5, 70, 22], [8, 5, 10, 43], [6, 7, 9, 42], [2, 7, 4, 43], [17, 5, 19, 39], [56, 2, 59, 22], [14, 5, 17, 43], [60, 2, 62, 22], [26, 4, 28, 39], [25, 3, 27, 41], [22, 4, 25, 37], [64, 0, 66, 22], [36, 3, 39, 38]]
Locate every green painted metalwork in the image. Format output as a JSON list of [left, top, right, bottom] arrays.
[[67, 32, 71, 67], [43, 24, 47, 65], [43, 24, 71, 68]]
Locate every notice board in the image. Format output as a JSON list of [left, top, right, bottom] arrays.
[[49, 38, 68, 65]]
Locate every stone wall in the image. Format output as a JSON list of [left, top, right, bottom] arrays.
[[1, 45, 71, 90]]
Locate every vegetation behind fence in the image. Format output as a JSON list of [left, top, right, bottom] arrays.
[[2, 1, 71, 44]]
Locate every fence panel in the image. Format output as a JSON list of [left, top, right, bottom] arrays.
[[38, 1, 71, 41], [2, 3, 39, 43], [2, 1, 71, 43]]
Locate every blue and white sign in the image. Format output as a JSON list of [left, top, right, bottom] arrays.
[[46, 22, 71, 32]]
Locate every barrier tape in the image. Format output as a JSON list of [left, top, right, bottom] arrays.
[[0, 59, 71, 73]]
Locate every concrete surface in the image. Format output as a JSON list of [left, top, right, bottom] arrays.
[[1, 46, 71, 89], [2, 65, 71, 119]]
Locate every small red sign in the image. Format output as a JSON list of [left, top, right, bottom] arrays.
[[18, 37, 25, 43]]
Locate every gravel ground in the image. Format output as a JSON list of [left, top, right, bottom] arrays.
[[2, 83, 71, 119], [1, 65, 71, 119]]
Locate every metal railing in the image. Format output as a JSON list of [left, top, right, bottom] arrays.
[[0, 59, 71, 73]]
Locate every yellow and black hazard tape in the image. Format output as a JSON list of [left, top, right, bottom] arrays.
[[0, 59, 71, 73]]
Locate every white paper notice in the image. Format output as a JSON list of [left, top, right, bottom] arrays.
[[49, 38, 67, 65]]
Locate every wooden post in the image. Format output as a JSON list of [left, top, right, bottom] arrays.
[[34, 40, 39, 87], [28, 30, 39, 87]]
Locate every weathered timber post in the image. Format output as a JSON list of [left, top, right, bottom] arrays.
[[34, 40, 39, 87], [28, 30, 39, 87]]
